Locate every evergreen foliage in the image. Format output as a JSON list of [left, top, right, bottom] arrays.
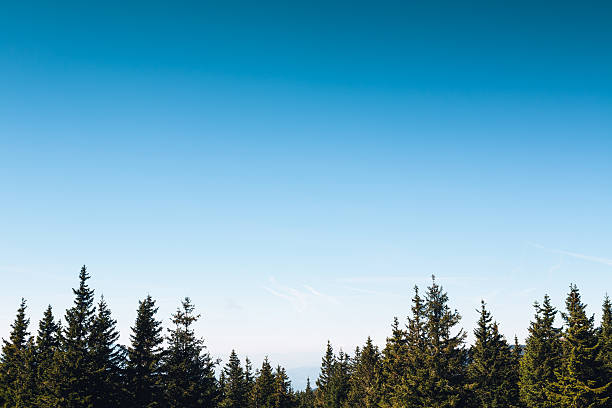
[[519, 295, 562, 408], [467, 301, 520, 408], [2, 265, 612, 408], [548, 285, 611, 407], [0, 298, 36, 407], [163, 297, 219, 407], [126, 295, 165, 408], [220, 350, 248, 408]]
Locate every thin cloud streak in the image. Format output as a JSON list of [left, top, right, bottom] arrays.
[[529, 242, 612, 267]]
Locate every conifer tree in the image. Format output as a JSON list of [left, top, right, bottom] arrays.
[[252, 357, 276, 408], [89, 296, 126, 407], [519, 295, 562, 408], [0, 298, 36, 406], [346, 337, 382, 407], [48, 265, 97, 407], [393, 285, 428, 407], [126, 295, 165, 408], [548, 285, 611, 407], [467, 301, 520, 408], [380, 318, 407, 407], [419, 275, 467, 407], [163, 297, 219, 407], [297, 378, 315, 408], [220, 350, 248, 408], [245, 356, 255, 400], [598, 295, 612, 374], [273, 365, 293, 408], [35, 305, 61, 407]]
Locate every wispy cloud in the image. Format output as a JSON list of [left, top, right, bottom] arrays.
[[262, 278, 340, 312], [529, 242, 612, 267]]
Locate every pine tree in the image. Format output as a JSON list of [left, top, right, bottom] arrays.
[[273, 365, 294, 408], [467, 301, 520, 407], [0, 298, 37, 406], [47, 265, 97, 407], [163, 297, 219, 407], [35, 305, 61, 407], [519, 294, 562, 408], [220, 350, 248, 408], [297, 378, 315, 408], [252, 357, 276, 408], [89, 296, 126, 407], [393, 285, 428, 407], [346, 337, 382, 407], [548, 285, 611, 407], [315, 341, 336, 407], [598, 295, 612, 374], [380, 318, 407, 407], [126, 295, 165, 408], [419, 275, 467, 407], [245, 356, 255, 401]]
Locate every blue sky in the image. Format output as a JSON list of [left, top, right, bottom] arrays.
[[1, 0, 612, 384]]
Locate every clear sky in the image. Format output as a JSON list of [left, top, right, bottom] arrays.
[[1, 0, 612, 385]]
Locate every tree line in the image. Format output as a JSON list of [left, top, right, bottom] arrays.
[[1, 265, 611, 407]]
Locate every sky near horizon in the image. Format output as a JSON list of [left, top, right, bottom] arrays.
[[1, 0, 612, 382]]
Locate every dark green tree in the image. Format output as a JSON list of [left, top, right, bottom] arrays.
[[393, 285, 428, 407], [380, 318, 407, 407], [346, 337, 382, 407], [0, 298, 36, 406], [252, 357, 276, 408], [126, 295, 165, 408], [48, 265, 97, 407], [220, 350, 248, 408], [273, 365, 294, 408], [35, 305, 61, 407], [89, 296, 126, 407], [163, 297, 219, 407], [467, 301, 520, 408], [419, 276, 467, 407], [519, 294, 562, 408], [297, 378, 315, 408], [548, 285, 611, 407], [598, 295, 612, 374]]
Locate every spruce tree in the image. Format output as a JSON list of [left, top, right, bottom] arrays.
[[598, 295, 612, 374], [48, 265, 97, 407], [35, 305, 61, 407], [380, 318, 407, 407], [126, 295, 165, 408], [467, 301, 520, 408], [89, 296, 126, 407], [245, 356, 255, 401], [220, 350, 248, 408], [548, 285, 611, 407], [298, 378, 315, 408], [519, 295, 562, 408], [252, 357, 276, 408], [0, 298, 36, 406], [346, 337, 382, 407], [419, 275, 467, 407], [273, 365, 294, 408], [163, 297, 219, 407], [393, 285, 428, 407]]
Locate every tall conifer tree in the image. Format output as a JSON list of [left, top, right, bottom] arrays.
[[163, 297, 218, 407], [273, 365, 293, 408], [220, 350, 248, 408], [346, 337, 382, 407], [548, 285, 611, 407], [35, 305, 61, 407], [519, 295, 562, 408], [127, 295, 165, 408], [89, 296, 126, 407], [419, 276, 467, 407], [252, 357, 275, 408], [598, 295, 612, 374], [0, 298, 36, 406], [467, 301, 520, 407]]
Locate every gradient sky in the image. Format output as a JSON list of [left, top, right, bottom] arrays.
[[1, 0, 612, 385]]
